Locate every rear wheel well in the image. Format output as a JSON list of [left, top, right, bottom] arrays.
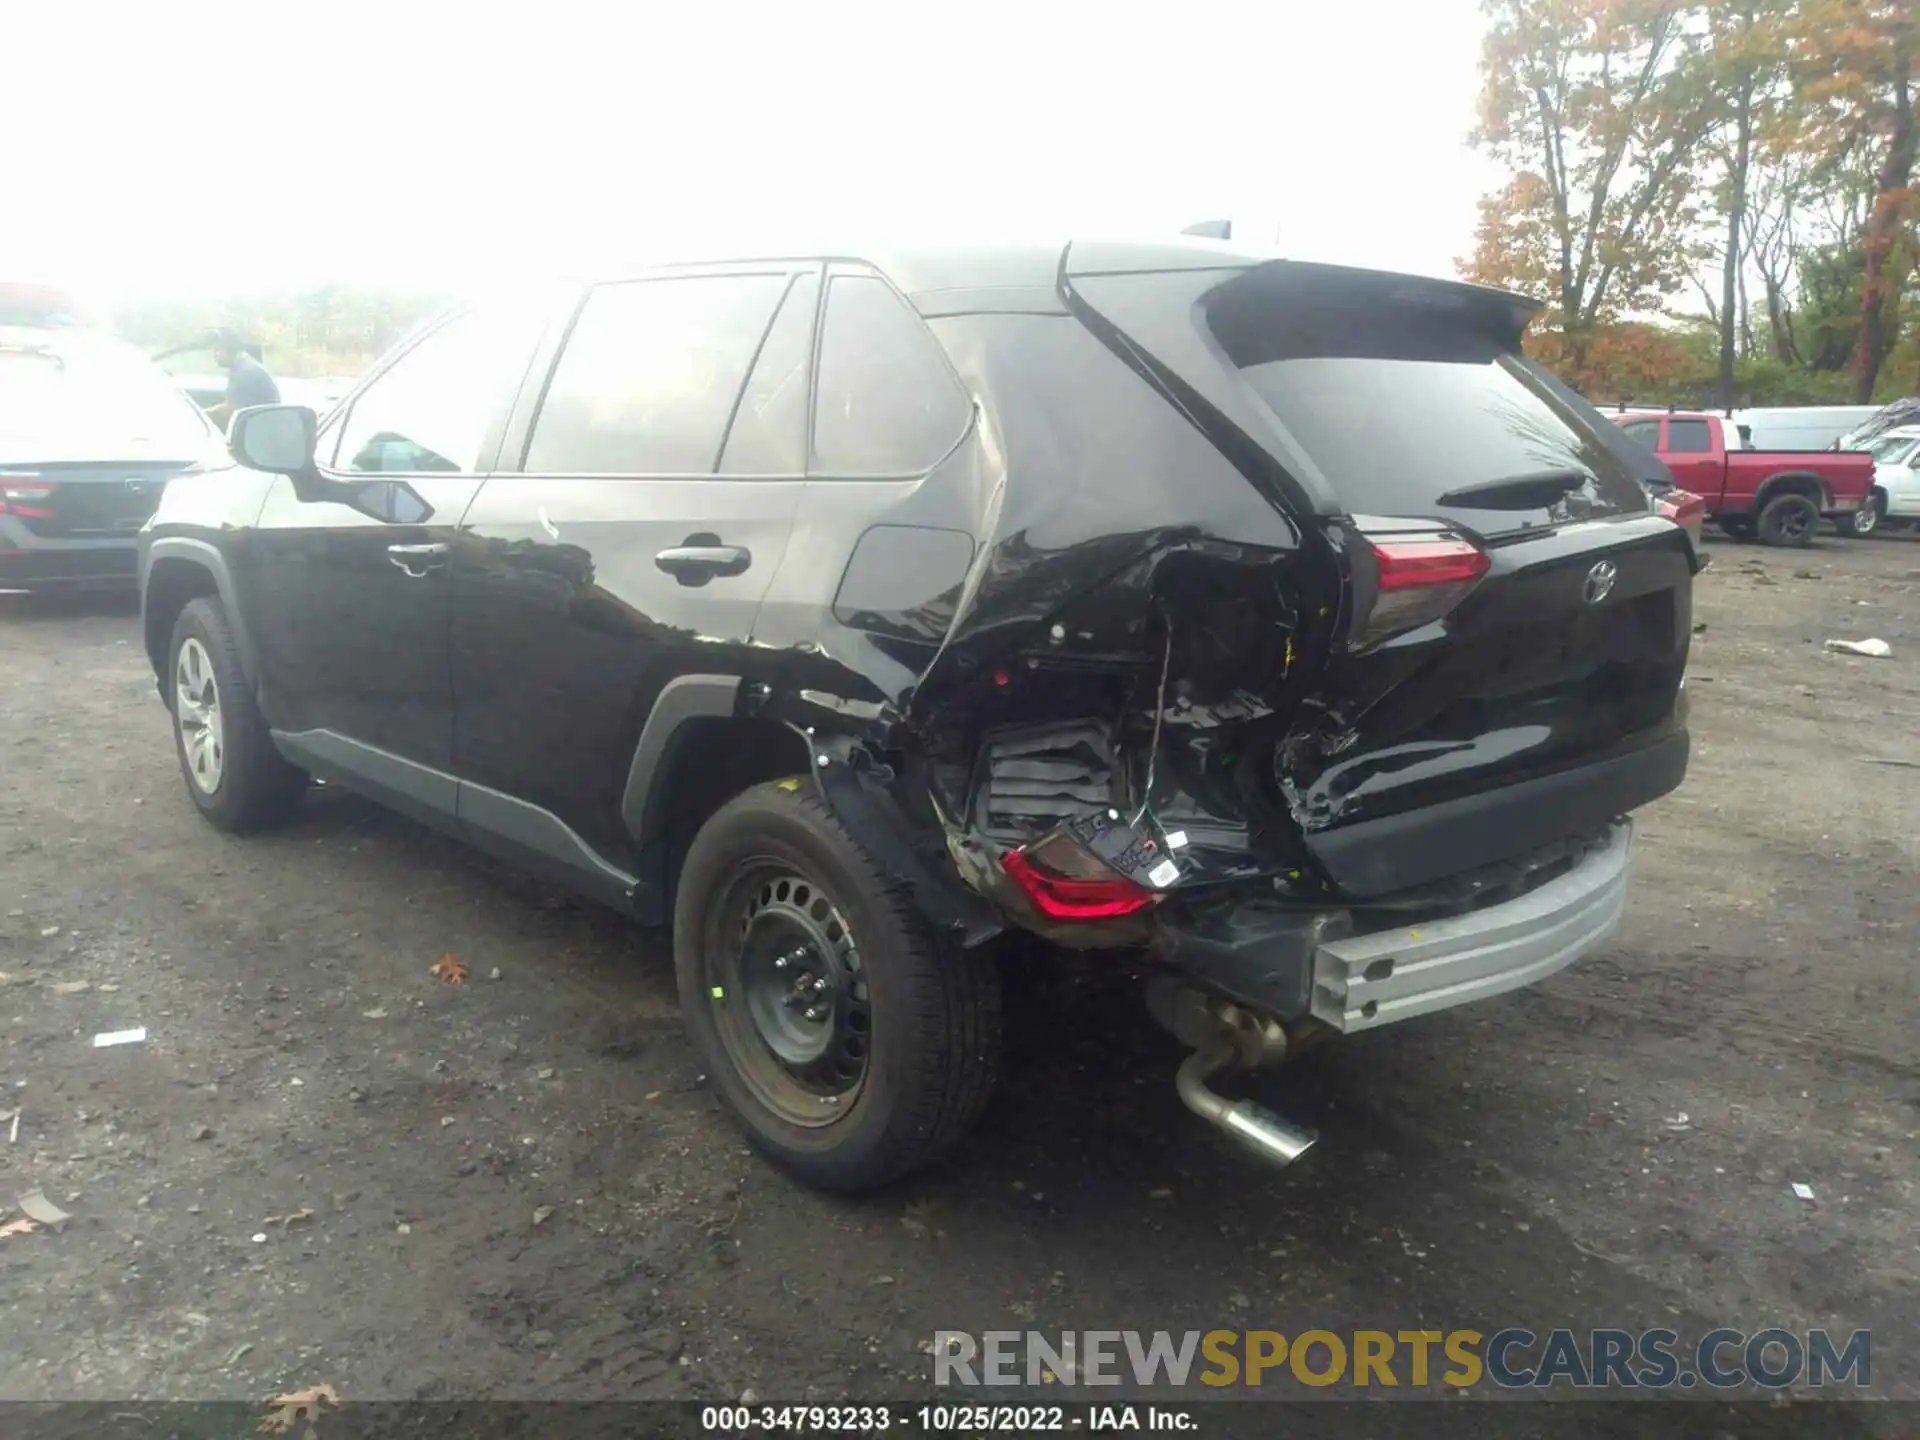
[[638, 716, 814, 920], [1754, 473, 1828, 513], [144, 559, 221, 681]]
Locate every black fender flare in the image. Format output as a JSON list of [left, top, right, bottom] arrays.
[[142, 537, 259, 684], [799, 732, 1004, 948], [620, 674, 743, 848], [618, 675, 1002, 945], [1753, 471, 1831, 514]]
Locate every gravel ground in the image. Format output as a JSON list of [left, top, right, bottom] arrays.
[[2, 536, 1917, 1437]]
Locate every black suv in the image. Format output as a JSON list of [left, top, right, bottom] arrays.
[[140, 239, 1695, 1191]]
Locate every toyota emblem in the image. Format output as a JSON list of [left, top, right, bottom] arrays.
[[1583, 560, 1618, 605]]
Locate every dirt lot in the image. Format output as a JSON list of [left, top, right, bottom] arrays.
[[2, 536, 1917, 1436]]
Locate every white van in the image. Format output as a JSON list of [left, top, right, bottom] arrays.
[[1729, 405, 1882, 452]]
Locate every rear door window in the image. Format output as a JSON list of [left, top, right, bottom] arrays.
[[1207, 285, 1649, 535], [811, 274, 970, 475], [1667, 419, 1712, 454], [525, 274, 789, 475]]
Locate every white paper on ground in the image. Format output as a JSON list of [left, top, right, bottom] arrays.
[[92, 1027, 147, 1048]]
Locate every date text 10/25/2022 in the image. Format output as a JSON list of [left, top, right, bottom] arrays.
[[700, 1404, 1196, 1432]]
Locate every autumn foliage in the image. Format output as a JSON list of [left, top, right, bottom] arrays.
[[1464, 0, 1919, 404]]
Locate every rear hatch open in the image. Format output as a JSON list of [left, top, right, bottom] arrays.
[[1065, 251, 1693, 898]]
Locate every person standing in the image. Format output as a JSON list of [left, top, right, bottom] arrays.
[[204, 327, 280, 429]]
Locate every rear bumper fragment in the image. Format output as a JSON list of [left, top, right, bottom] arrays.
[[1302, 730, 1685, 898], [1310, 820, 1632, 1033]]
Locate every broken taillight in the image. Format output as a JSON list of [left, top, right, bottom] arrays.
[[0, 474, 55, 520], [1350, 533, 1491, 650], [1001, 848, 1155, 919], [1000, 821, 1171, 921]]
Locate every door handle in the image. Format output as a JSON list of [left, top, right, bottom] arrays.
[[387, 542, 450, 577], [655, 544, 751, 583]]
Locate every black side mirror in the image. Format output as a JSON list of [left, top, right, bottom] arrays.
[[229, 404, 319, 475], [228, 404, 433, 523]]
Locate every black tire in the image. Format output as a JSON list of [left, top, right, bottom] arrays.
[[1756, 493, 1819, 548], [1718, 515, 1757, 541], [1836, 491, 1886, 538], [673, 780, 1003, 1192], [167, 597, 307, 833]]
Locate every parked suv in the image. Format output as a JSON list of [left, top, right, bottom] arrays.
[[140, 241, 1696, 1191]]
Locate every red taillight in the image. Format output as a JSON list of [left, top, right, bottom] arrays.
[[1000, 847, 1156, 920], [1656, 489, 1705, 545], [1353, 534, 1490, 649], [0, 474, 55, 521], [1370, 538, 1493, 590]]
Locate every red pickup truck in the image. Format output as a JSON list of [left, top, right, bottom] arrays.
[[1613, 411, 1876, 545]]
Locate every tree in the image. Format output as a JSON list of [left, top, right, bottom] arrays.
[[1464, 0, 1718, 382], [1702, 1, 1794, 409], [1785, 0, 1920, 399]]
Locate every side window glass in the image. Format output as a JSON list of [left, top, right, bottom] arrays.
[[1618, 420, 1659, 448], [1667, 420, 1712, 454], [812, 274, 970, 475], [719, 273, 818, 475], [525, 274, 789, 475], [333, 300, 546, 475]]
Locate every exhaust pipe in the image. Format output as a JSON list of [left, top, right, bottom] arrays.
[[1174, 1040, 1318, 1168]]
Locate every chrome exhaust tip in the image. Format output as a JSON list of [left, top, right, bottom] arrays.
[[1173, 1040, 1318, 1169]]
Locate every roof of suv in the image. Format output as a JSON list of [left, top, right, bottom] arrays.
[[599, 236, 1540, 313], [607, 235, 1267, 292]]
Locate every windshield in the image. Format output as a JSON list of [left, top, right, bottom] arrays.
[[0, 337, 214, 464], [1867, 434, 1919, 464], [1208, 287, 1650, 537]]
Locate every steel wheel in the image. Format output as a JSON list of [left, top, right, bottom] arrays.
[[1851, 501, 1880, 535], [707, 863, 871, 1127], [174, 636, 225, 794]]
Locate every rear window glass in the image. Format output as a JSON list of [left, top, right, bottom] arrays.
[[527, 274, 788, 475], [0, 337, 212, 463], [1208, 289, 1648, 535]]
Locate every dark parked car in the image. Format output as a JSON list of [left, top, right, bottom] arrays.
[[139, 242, 1697, 1190], [2, 325, 221, 593]]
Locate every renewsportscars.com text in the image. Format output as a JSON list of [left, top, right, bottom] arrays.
[[932, 1327, 1871, 1391]]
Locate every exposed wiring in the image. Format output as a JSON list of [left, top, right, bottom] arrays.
[[1131, 615, 1174, 828]]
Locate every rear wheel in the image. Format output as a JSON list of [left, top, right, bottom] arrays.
[[1836, 491, 1885, 538], [1756, 493, 1818, 548], [168, 598, 307, 832], [674, 780, 1002, 1192]]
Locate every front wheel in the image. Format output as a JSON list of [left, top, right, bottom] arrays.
[[1836, 492, 1885, 538], [168, 598, 307, 832], [1756, 493, 1819, 548], [673, 780, 1003, 1192]]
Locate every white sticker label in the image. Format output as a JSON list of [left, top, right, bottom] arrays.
[[1164, 830, 1190, 850], [1147, 859, 1181, 888]]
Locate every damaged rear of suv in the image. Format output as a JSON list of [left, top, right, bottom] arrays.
[[679, 240, 1692, 1188], [146, 237, 1693, 1193]]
